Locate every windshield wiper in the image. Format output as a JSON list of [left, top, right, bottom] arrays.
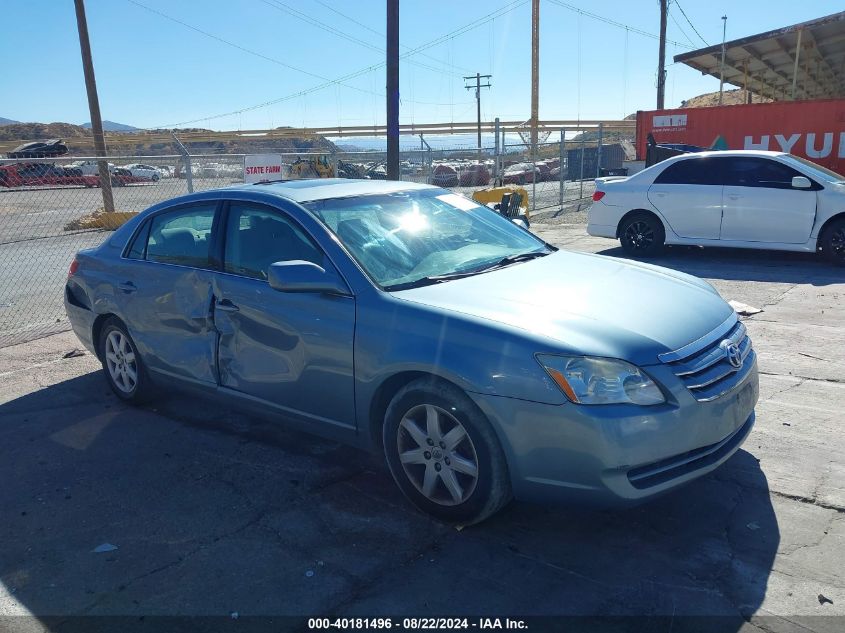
[[385, 251, 551, 291], [475, 250, 550, 271], [385, 271, 483, 291]]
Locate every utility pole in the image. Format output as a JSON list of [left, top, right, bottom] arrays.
[[657, 0, 667, 109], [74, 0, 114, 212], [530, 0, 539, 158], [464, 73, 492, 159], [718, 15, 728, 105], [386, 0, 400, 181]]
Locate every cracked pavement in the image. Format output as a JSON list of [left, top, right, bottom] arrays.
[[0, 223, 843, 631]]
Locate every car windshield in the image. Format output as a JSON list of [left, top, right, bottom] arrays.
[[305, 189, 551, 290], [787, 155, 845, 182]]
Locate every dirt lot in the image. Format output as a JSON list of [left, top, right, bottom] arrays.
[[0, 223, 842, 631]]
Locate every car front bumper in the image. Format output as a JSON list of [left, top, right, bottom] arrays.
[[468, 358, 759, 506]]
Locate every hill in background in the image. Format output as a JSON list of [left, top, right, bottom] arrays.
[[680, 88, 772, 108], [0, 116, 20, 126], [0, 121, 337, 155], [81, 120, 140, 132]]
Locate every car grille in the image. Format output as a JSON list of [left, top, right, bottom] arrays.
[[659, 317, 755, 402]]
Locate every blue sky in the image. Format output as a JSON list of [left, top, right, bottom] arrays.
[[2, 1, 842, 130]]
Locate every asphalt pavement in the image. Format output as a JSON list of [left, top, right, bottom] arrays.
[[0, 219, 842, 632]]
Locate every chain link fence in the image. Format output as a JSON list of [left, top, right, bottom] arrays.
[[0, 141, 613, 347]]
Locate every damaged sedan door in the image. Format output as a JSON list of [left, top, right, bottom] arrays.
[[119, 202, 221, 385], [211, 201, 356, 431]]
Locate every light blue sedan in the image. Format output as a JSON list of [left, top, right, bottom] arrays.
[[65, 179, 759, 523]]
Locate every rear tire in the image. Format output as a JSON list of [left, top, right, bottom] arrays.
[[619, 212, 665, 258], [383, 378, 511, 525], [98, 318, 154, 403], [819, 217, 845, 266]]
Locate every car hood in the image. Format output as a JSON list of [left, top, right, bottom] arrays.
[[392, 250, 734, 366]]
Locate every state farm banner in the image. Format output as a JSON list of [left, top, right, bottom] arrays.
[[244, 154, 283, 183], [636, 98, 845, 174]]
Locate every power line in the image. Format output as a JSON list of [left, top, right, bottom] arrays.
[[259, 0, 466, 78], [674, 0, 709, 46], [668, 5, 696, 47], [124, 0, 379, 97], [309, 0, 476, 74], [546, 0, 694, 49], [152, 0, 529, 128]]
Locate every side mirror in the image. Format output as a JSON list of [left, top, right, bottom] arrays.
[[267, 260, 351, 296], [792, 176, 812, 189]]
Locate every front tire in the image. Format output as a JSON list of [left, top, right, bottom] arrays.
[[98, 318, 153, 403], [619, 212, 665, 257], [820, 218, 845, 266], [383, 378, 511, 525]]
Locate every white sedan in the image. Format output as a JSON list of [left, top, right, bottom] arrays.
[[123, 164, 162, 181], [587, 150, 845, 265]]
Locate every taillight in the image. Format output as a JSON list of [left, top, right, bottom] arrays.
[[68, 258, 80, 278], [592, 191, 606, 202]]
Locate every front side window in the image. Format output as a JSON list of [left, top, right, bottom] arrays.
[[721, 157, 805, 189], [653, 157, 722, 185], [223, 204, 323, 280], [144, 204, 216, 268], [305, 189, 551, 290]]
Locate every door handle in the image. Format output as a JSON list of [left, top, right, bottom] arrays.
[[118, 281, 137, 293], [653, 192, 667, 197], [215, 299, 239, 313], [727, 194, 741, 200]]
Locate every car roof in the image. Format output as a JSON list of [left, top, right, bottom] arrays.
[[224, 178, 435, 203], [669, 149, 788, 161]]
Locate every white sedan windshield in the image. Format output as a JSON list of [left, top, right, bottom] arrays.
[[306, 189, 550, 289]]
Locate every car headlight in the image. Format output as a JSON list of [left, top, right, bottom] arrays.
[[536, 354, 665, 406]]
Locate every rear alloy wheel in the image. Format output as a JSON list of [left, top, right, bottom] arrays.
[[98, 318, 153, 403], [620, 212, 665, 257], [820, 218, 845, 266], [383, 378, 511, 524]]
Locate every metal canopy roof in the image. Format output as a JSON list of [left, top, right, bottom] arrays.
[[674, 12, 845, 101]]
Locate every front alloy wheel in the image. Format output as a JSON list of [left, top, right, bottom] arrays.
[[397, 404, 479, 506], [821, 218, 845, 266], [383, 378, 511, 524]]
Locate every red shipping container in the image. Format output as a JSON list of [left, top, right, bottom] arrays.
[[636, 98, 845, 174]]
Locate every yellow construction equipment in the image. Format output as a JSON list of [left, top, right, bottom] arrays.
[[288, 155, 334, 179], [471, 185, 530, 220]]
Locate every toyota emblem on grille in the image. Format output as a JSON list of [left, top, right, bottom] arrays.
[[721, 340, 743, 369]]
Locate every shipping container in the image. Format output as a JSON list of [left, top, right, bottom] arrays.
[[636, 98, 845, 174]]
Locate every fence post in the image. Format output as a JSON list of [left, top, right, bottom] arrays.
[[596, 122, 604, 179], [559, 129, 565, 208], [579, 136, 585, 200], [171, 132, 194, 193], [494, 117, 500, 181], [330, 148, 338, 178]]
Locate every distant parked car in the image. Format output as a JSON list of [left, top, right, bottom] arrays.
[[66, 160, 115, 176], [459, 164, 491, 186], [123, 164, 161, 181], [431, 164, 458, 187], [6, 139, 68, 159], [536, 163, 552, 182], [588, 149, 845, 265], [0, 162, 98, 188], [502, 163, 539, 185]]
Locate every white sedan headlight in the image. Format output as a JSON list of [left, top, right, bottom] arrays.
[[536, 354, 665, 406]]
